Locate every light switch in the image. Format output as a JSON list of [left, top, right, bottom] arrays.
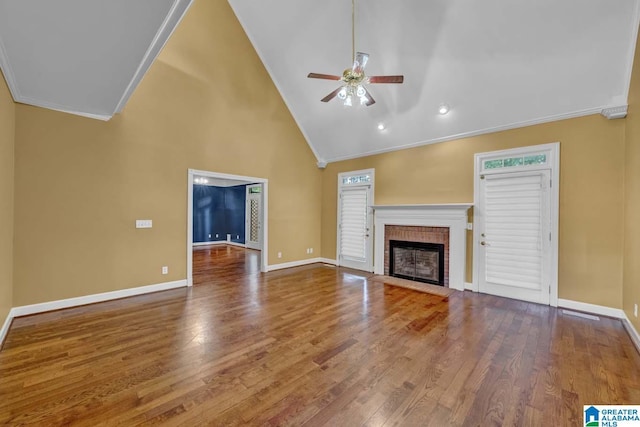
[[136, 220, 153, 228]]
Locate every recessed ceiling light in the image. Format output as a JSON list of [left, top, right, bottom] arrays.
[[377, 123, 385, 130], [438, 104, 450, 115]]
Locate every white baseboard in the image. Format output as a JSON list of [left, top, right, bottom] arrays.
[[0, 279, 187, 347], [10, 279, 188, 318], [557, 299, 625, 319], [465, 282, 473, 290], [623, 313, 640, 354], [193, 241, 246, 248], [319, 258, 337, 265], [522, 298, 640, 354], [267, 257, 333, 272], [0, 311, 13, 349], [226, 241, 247, 248], [193, 241, 225, 246]]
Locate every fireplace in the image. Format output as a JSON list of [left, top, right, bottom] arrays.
[[373, 204, 471, 290], [384, 225, 450, 287], [389, 240, 445, 286]]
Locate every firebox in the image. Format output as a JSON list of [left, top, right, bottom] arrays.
[[389, 240, 445, 286]]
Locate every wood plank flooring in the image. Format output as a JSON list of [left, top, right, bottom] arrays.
[[1, 245, 639, 425]]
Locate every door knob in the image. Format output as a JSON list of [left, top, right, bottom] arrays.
[[480, 241, 486, 246]]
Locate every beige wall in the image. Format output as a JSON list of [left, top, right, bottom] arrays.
[[12, 0, 322, 306], [0, 70, 14, 322], [321, 116, 626, 308], [624, 29, 640, 331], [3, 0, 638, 320]]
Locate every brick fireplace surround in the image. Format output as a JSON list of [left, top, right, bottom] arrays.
[[384, 225, 450, 287], [372, 204, 472, 291]]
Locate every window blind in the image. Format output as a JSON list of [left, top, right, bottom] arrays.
[[484, 174, 543, 290], [339, 187, 368, 261]]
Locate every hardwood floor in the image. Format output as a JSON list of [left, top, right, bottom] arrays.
[[192, 244, 261, 286], [1, 246, 639, 426]]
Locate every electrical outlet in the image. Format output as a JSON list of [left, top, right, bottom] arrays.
[[278, 252, 282, 258], [467, 223, 473, 230], [135, 219, 152, 229], [208, 234, 212, 239], [237, 235, 239, 239], [635, 303, 638, 318], [310, 248, 313, 254], [215, 234, 219, 238], [162, 266, 168, 275]]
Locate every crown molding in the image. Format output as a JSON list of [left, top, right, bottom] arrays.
[[600, 105, 628, 120], [0, 29, 21, 101], [227, 0, 321, 164], [621, 0, 640, 103], [17, 95, 112, 121], [114, 0, 194, 114], [323, 107, 603, 164], [0, 0, 193, 122]]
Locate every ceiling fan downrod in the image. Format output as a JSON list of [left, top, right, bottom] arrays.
[[306, 0, 404, 107]]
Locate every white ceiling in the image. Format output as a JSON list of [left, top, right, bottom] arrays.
[[0, 0, 192, 120], [229, 0, 640, 163], [0, 0, 637, 163]]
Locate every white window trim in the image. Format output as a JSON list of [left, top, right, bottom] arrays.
[[473, 142, 560, 306], [337, 169, 375, 270]]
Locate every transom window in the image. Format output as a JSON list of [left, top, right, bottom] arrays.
[[483, 153, 547, 171], [342, 173, 372, 186]]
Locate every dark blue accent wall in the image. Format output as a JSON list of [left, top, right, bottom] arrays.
[[193, 184, 246, 243]]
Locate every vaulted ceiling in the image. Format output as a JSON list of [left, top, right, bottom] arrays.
[[0, 0, 192, 120], [229, 0, 639, 163], [0, 0, 638, 163]]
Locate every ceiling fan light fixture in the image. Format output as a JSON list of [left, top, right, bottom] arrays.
[[438, 104, 450, 115], [377, 123, 385, 130], [306, 0, 403, 107]]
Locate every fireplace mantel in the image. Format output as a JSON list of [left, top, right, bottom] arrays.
[[372, 203, 472, 212], [372, 204, 472, 291]]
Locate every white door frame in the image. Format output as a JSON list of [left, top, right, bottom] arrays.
[[337, 168, 375, 272], [187, 169, 269, 286], [472, 142, 560, 306]]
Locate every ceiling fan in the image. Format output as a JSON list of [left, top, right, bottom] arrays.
[[307, 0, 403, 107]]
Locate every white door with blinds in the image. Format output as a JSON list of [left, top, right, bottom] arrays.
[[478, 169, 551, 304], [337, 170, 374, 272]]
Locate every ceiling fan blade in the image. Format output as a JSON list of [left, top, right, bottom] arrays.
[[320, 86, 343, 103], [308, 73, 342, 81], [368, 75, 404, 84], [352, 52, 369, 74], [362, 86, 376, 106]]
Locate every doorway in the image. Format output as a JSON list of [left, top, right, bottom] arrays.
[[187, 169, 268, 286], [473, 143, 559, 305]]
